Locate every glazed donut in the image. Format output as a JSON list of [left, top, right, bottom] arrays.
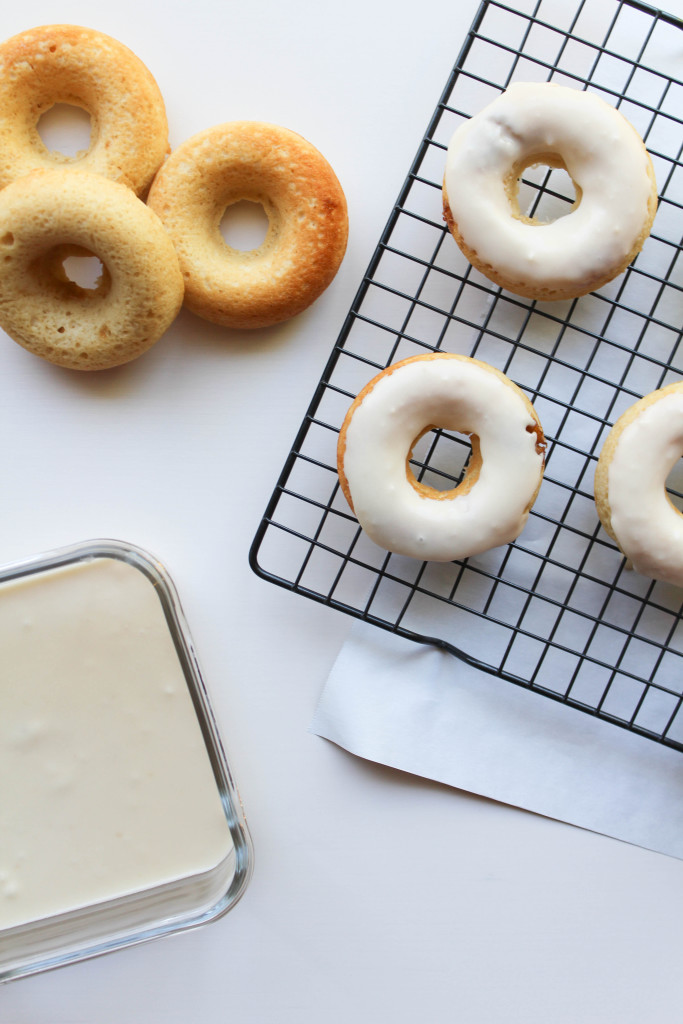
[[0, 169, 184, 370], [147, 121, 348, 329], [443, 82, 657, 301], [595, 382, 683, 585], [0, 24, 168, 195], [337, 353, 546, 562]]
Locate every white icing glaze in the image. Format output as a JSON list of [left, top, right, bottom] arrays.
[[339, 355, 545, 562], [604, 388, 683, 585], [444, 82, 655, 296], [0, 556, 233, 931]]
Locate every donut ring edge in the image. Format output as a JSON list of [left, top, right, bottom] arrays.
[[0, 168, 184, 370], [442, 84, 658, 302], [147, 121, 349, 329], [594, 381, 683, 546], [337, 352, 546, 546], [0, 23, 169, 196]]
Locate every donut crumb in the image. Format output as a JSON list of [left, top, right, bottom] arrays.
[[526, 422, 547, 455]]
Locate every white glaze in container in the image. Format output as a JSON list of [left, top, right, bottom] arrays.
[[0, 540, 252, 982]]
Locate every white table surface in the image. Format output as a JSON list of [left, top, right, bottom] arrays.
[[1, 0, 683, 1020]]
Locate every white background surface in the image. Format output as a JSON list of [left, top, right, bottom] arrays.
[[1, 0, 683, 1021]]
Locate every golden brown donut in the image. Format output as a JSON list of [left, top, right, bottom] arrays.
[[0, 24, 169, 195], [0, 169, 184, 370], [147, 121, 348, 329]]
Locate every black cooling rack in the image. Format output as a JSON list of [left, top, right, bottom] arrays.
[[250, 0, 683, 752]]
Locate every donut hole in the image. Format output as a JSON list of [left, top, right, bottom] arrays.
[[511, 156, 580, 225], [407, 427, 481, 499], [40, 245, 111, 298], [220, 200, 270, 252], [37, 103, 92, 160], [61, 253, 105, 291], [666, 456, 683, 513]]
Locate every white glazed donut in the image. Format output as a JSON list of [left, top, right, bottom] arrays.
[[337, 353, 546, 562], [443, 82, 658, 301], [594, 382, 683, 585]]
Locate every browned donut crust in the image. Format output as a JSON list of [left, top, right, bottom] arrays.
[[0, 24, 169, 195], [0, 169, 184, 370], [147, 121, 348, 329]]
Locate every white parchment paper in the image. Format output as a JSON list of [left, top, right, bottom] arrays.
[[311, 621, 683, 859]]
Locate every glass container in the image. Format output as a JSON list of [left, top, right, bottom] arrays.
[[0, 539, 252, 982]]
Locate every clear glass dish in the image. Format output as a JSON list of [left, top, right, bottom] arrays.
[[0, 539, 253, 983]]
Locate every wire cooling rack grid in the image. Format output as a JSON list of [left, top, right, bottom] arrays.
[[250, 0, 683, 751]]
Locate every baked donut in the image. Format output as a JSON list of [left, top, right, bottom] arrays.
[[0, 168, 184, 370], [443, 82, 657, 301], [147, 121, 348, 329], [0, 24, 168, 196], [595, 382, 683, 585], [337, 353, 546, 562]]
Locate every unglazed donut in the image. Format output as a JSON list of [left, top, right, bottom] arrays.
[[443, 82, 657, 301], [0, 169, 184, 370], [595, 382, 683, 585], [0, 24, 168, 195], [147, 121, 348, 329], [337, 353, 546, 562]]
